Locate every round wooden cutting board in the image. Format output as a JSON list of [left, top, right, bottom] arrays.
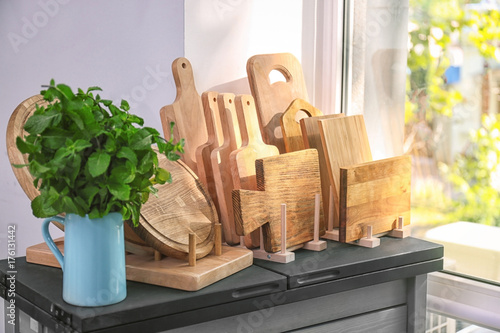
[[131, 154, 217, 260]]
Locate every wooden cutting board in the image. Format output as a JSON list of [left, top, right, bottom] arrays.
[[300, 114, 345, 228], [230, 95, 279, 191], [159, 57, 208, 176], [131, 152, 217, 260], [232, 149, 324, 253], [247, 53, 309, 154], [210, 94, 242, 245], [339, 156, 411, 243], [280, 98, 323, 153], [317, 115, 373, 225], [195, 91, 223, 217], [230, 95, 279, 248]]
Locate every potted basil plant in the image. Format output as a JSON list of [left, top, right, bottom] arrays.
[[15, 80, 184, 306]]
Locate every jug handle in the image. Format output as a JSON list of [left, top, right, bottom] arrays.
[[42, 216, 65, 271]]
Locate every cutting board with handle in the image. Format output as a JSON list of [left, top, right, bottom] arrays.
[[210, 94, 242, 245], [195, 91, 223, 217], [281, 98, 323, 152], [247, 53, 309, 154], [159, 57, 208, 176], [230, 95, 280, 248], [131, 151, 217, 260], [300, 114, 345, 228], [232, 149, 324, 253], [230, 95, 279, 191]]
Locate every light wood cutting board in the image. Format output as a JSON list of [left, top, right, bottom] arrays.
[[210, 94, 242, 245], [195, 91, 223, 219], [339, 156, 411, 243], [131, 152, 217, 260], [159, 57, 208, 176], [230, 95, 280, 248], [300, 114, 345, 228], [247, 53, 309, 154], [281, 98, 323, 153], [317, 115, 372, 225], [230, 95, 279, 191], [232, 149, 324, 253]]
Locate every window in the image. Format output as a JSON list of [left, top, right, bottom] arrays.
[[319, 0, 500, 330]]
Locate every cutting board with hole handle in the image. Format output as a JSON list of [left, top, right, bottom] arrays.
[[160, 57, 208, 177], [300, 114, 345, 228], [247, 53, 309, 154], [232, 149, 324, 253], [281, 98, 323, 153], [210, 93, 242, 245]]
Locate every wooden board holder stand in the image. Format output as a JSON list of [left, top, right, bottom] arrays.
[[27, 223, 252, 291], [253, 204, 295, 263], [388, 216, 411, 238], [302, 194, 327, 251], [322, 186, 340, 241]]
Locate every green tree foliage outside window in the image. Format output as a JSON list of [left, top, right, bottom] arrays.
[[406, 0, 500, 226]]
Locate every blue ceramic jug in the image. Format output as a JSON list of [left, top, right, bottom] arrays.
[[42, 212, 127, 306]]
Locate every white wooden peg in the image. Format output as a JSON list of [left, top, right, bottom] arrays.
[[303, 194, 327, 251], [388, 216, 411, 238], [322, 185, 339, 241], [355, 225, 381, 248], [253, 203, 295, 263]]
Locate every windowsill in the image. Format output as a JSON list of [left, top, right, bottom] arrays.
[[427, 271, 500, 331]]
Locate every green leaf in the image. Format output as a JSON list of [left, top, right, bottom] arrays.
[[110, 165, 135, 184], [130, 128, 153, 150], [81, 185, 99, 205], [155, 168, 171, 184], [88, 151, 111, 177], [24, 110, 61, 134], [87, 86, 102, 93], [16, 136, 38, 154], [117, 146, 138, 165], [108, 182, 131, 201], [120, 99, 130, 112], [56, 84, 75, 99]]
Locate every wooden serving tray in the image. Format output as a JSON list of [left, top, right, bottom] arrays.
[[26, 238, 253, 291]]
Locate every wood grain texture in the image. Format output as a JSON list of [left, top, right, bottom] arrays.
[[125, 245, 253, 291], [159, 57, 208, 176], [131, 152, 217, 260], [247, 53, 309, 154], [339, 156, 411, 243], [230, 95, 279, 191], [230, 95, 279, 248], [210, 94, 242, 245], [300, 114, 345, 228], [195, 91, 222, 219], [280, 98, 323, 152], [232, 149, 324, 253], [318, 115, 373, 226]]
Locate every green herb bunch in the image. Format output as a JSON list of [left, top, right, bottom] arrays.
[[15, 80, 184, 226]]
